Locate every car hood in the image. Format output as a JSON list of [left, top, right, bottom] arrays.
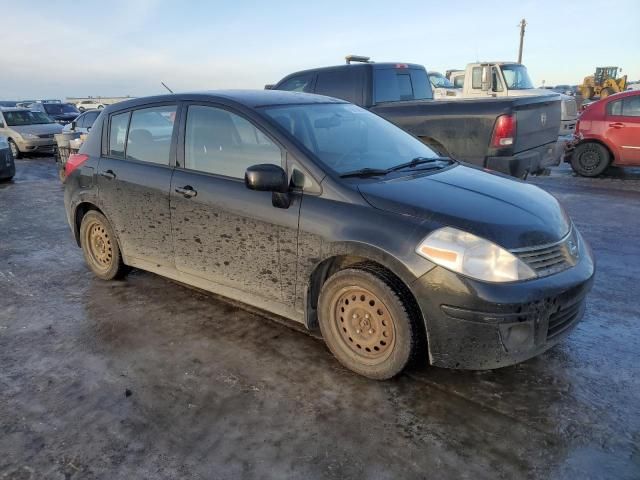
[[357, 165, 570, 249], [10, 124, 64, 135]]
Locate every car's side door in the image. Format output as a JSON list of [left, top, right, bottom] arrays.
[[170, 103, 301, 304], [97, 104, 178, 268], [605, 95, 640, 164]]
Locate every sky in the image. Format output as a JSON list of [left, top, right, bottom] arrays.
[[1, 0, 638, 100]]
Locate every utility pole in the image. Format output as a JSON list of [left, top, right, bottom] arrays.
[[518, 18, 527, 63]]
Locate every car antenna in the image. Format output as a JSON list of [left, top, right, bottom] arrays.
[[161, 82, 174, 94]]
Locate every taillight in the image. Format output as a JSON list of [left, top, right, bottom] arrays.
[[491, 114, 516, 148], [65, 153, 89, 177]]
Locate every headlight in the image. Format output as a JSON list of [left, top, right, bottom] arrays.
[[416, 227, 536, 283], [22, 133, 38, 139]]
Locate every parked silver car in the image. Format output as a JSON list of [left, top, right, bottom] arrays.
[[0, 135, 15, 181], [62, 109, 100, 134], [0, 108, 63, 158]]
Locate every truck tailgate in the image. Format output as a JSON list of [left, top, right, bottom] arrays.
[[513, 97, 561, 153]]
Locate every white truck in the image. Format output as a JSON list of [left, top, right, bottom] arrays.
[[428, 71, 462, 99], [447, 63, 578, 137]]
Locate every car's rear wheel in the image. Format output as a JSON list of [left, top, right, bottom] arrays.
[[318, 265, 420, 379], [571, 142, 610, 177], [80, 210, 129, 280], [8, 139, 20, 159]]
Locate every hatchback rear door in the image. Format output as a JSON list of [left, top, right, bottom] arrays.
[[97, 104, 178, 267]]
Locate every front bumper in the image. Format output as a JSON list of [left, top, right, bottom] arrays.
[[485, 141, 557, 178], [16, 137, 56, 153], [410, 232, 595, 370]]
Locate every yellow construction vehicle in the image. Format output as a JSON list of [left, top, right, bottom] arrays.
[[580, 67, 627, 100]]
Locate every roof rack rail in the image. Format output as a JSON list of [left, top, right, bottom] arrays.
[[345, 55, 371, 64]]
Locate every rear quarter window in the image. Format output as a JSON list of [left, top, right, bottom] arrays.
[[108, 112, 130, 159], [277, 74, 315, 92]]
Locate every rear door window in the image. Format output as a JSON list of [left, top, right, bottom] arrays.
[[607, 100, 623, 116], [374, 68, 432, 103], [126, 105, 177, 165], [622, 96, 640, 117], [184, 105, 282, 178], [108, 112, 130, 159]]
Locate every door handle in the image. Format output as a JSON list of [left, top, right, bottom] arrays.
[[175, 185, 197, 198], [99, 169, 116, 180], [609, 122, 625, 128]]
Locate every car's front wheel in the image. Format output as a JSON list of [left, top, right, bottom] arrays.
[[571, 142, 610, 177], [318, 265, 421, 379], [80, 210, 130, 280]]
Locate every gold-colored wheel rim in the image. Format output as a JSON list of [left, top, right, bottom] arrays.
[[331, 287, 395, 362], [84, 220, 113, 272]]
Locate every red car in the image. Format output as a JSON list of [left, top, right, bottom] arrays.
[[568, 90, 640, 176]]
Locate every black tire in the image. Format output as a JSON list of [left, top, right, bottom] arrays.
[[600, 87, 614, 99], [318, 264, 422, 379], [79, 210, 130, 280], [8, 139, 21, 159], [571, 142, 610, 177], [97, 105, 104, 109]]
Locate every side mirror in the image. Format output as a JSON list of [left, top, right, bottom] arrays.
[[245, 164, 290, 209], [0, 122, 4, 128], [245, 164, 288, 192], [71, 121, 77, 131], [481, 66, 491, 91]]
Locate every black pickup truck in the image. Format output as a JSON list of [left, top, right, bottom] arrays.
[[270, 58, 561, 178]]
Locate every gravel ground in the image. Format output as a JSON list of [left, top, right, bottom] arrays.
[[0, 157, 639, 479]]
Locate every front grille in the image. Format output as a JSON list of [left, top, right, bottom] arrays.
[[547, 300, 584, 339], [38, 133, 54, 139], [564, 98, 578, 117], [511, 228, 578, 278]]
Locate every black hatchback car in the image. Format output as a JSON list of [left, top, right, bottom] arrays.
[[64, 91, 595, 379]]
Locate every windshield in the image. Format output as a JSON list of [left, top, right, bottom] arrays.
[[261, 103, 441, 175], [429, 73, 455, 89], [4, 111, 54, 126], [43, 103, 79, 115], [500, 64, 534, 90]]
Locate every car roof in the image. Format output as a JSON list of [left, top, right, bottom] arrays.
[[106, 90, 348, 111]]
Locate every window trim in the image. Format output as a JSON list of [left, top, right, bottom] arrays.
[[177, 101, 286, 181]]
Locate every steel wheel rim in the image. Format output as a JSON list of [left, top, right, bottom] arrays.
[[9, 141, 18, 158], [84, 220, 113, 272], [331, 286, 396, 363], [578, 148, 601, 171]]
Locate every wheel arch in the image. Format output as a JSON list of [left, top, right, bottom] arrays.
[[576, 138, 617, 164], [303, 242, 427, 337], [72, 201, 105, 247]]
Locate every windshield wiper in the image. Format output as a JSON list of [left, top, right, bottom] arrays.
[[340, 167, 389, 178], [386, 157, 447, 173]]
